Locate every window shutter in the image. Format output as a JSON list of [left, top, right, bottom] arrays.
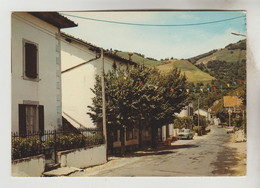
[[25, 43, 37, 78], [18, 104, 26, 136], [38, 105, 44, 134]]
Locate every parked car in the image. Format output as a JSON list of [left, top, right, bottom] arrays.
[[226, 126, 234, 134], [177, 129, 193, 140]]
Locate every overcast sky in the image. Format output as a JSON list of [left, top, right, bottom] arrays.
[[60, 11, 246, 60]]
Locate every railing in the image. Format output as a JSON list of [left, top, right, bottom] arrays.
[[11, 128, 103, 161]]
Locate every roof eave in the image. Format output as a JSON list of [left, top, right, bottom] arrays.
[[61, 32, 138, 66], [29, 12, 77, 29]]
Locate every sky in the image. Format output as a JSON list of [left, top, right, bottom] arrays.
[[61, 11, 246, 60]]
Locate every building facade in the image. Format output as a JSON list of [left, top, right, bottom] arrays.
[[11, 12, 76, 133], [60, 32, 136, 129]]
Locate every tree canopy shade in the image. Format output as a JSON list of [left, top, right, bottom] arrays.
[[88, 65, 191, 153]]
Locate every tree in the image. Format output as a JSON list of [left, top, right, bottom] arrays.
[[174, 117, 195, 130], [88, 65, 191, 153], [147, 68, 191, 148]]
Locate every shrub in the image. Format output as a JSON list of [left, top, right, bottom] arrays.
[[12, 133, 103, 160], [12, 136, 42, 160], [44, 133, 103, 151], [174, 117, 195, 129]]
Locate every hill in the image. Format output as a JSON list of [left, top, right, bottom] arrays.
[[157, 59, 215, 83], [115, 39, 246, 84], [188, 39, 246, 65], [116, 51, 162, 66], [116, 51, 215, 83], [188, 39, 246, 86]]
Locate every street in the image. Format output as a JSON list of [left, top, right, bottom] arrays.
[[69, 125, 246, 177]]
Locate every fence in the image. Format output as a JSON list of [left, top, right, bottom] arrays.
[[11, 128, 103, 161]]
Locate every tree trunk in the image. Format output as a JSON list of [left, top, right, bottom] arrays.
[[138, 118, 143, 149], [151, 123, 158, 149], [120, 126, 125, 156], [166, 124, 169, 139]]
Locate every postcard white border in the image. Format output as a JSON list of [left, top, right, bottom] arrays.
[[1, 0, 260, 188]]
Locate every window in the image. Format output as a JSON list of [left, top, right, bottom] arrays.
[[25, 105, 37, 132], [23, 40, 38, 80], [19, 104, 44, 135]]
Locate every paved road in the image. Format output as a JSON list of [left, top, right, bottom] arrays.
[[70, 125, 240, 176]]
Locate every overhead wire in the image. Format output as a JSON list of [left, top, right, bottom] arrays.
[[61, 13, 245, 27]]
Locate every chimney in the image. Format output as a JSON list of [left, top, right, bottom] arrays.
[[113, 50, 118, 55], [128, 52, 133, 60]]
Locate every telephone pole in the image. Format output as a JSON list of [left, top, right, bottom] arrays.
[[198, 98, 200, 136], [101, 48, 108, 161]]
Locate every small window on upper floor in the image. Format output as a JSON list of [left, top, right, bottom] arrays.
[[23, 40, 39, 80]]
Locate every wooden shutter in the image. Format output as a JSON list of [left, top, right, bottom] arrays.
[[38, 105, 44, 134], [18, 104, 26, 136], [25, 43, 37, 78]]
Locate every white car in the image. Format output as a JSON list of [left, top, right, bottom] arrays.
[[226, 127, 234, 134], [177, 129, 193, 140]]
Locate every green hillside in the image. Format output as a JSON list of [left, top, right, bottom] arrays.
[[195, 48, 246, 65], [116, 40, 246, 84], [116, 51, 162, 66], [187, 39, 246, 86], [188, 39, 246, 65], [157, 59, 215, 83]]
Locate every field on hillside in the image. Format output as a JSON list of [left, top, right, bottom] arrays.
[[157, 59, 215, 83], [116, 51, 162, 66], [195, 48, 246, 65]]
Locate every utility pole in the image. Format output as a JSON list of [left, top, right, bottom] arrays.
[[198, 98, 200, 136], [228, 107, 232, 128], [101, 48, 108, 161]]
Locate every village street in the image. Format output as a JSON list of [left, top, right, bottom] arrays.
[[69, 125, 246, 177]]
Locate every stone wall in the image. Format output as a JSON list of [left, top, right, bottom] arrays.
[[57, 144, 106, 169], [12, 154, 45, 177]]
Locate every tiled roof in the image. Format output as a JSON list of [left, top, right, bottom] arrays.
[[60, 32, 137, 66], [29, 12, 77, 29]]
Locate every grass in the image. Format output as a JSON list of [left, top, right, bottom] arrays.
[[196, 49, 246, 64], [157, 59, 215, 83], [116, 51, 162, 66]]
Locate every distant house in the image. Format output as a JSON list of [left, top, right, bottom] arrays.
[[193, 109, 213, 123], [11, 12, 77, 134], [175, 103, 194, 117], [223, 96, 243, 114], [160, 103, 194, 140]]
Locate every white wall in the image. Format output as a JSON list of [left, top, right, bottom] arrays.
[[12, 154, 45, 177], [57, 144, 106, 168], [194, 109, 208, 117], [175, 103, 193, 117], [11, 13, 62, 132], [169, 123, 174, 136], [61, 38, 126, 128], [162, 125, 166, 141], [177, 108, 189, 117]]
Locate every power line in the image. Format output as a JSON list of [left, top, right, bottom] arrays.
[[61, 13, 245, 27]]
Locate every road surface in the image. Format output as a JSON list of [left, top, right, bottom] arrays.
[[70, 125, 242, 176]]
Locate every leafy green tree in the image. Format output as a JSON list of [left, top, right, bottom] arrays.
[[193, 115, 207, 135], [88, 65, 191, 153], [174, 117, 195, 130]]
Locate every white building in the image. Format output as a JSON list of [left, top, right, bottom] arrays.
[[193, 109, 213, 123], [60, 32, 137, 129], [161, 103, 194, 140], [11, 12, 77, 134], [175, 103, 194, 117]]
